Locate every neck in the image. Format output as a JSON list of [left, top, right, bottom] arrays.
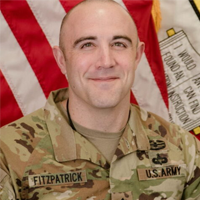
[[64, 95, 130, 133]]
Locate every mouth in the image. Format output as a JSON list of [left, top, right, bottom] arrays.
[[89, 77, 119, 82]]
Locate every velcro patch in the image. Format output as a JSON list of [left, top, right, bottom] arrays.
[[149, 150, 169, 167], [28, 170, 87, 188], [137, 166, 184, 181], [149, 139, 166, 150]]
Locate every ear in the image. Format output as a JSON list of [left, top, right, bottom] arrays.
[[52, 46, 67, 74], [135, 42, 145, 67]]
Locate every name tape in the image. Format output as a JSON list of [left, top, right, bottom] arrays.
[[28, 170, 87, 188], [137, 166, 184, 181]]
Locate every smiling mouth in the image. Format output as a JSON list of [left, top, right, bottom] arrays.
[[89, 77, 119, 82]]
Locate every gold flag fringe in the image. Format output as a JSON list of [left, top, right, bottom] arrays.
[[151, 0, 162, 33]]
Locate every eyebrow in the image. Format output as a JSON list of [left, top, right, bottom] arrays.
[[73, 36, 97, 47], [73, 35, 133, 47], [113, 35, 132, 44]]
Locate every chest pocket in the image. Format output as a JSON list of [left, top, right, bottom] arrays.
[[110, 146, 187, 200], [135, 138, 187, 199], [137, 165, 186, 199], [22, 166, 110, 200]]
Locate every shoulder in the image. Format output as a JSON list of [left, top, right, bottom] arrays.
[[1, 107, 46, 135], [130, 104, 200, 151], [0, 108, 48, 157], [0, 108, 50, 197], [130, 103, 173, 133]]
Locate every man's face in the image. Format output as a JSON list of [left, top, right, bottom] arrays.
[[57, 2, 144, 109]]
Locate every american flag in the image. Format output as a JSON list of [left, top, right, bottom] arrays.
[[0, 0, 199, 140]]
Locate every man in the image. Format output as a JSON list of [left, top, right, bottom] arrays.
[[0, 0, 200, 199]]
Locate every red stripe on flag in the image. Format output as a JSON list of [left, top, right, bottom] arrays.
[[123, 0, 168, 108], [59, 0, 83, 12], [190, 130, 200, 141], [1, 0, 68, 98], [130, 92, 138, 105], [0, 71, 23, 127]]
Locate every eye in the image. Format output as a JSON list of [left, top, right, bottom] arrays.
[[113, 42, 127, 48], [81, 42, 94, 49]]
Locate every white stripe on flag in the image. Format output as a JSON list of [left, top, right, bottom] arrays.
[[114, 0, 127, 9], [0, 12, 46, 116], [118, 0, 169, 120], [27, 0, 66, 47], [132, 54, 169, 120]]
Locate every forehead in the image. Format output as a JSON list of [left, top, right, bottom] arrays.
[[61, 1, 137, 40], [67, 1, 132, 21]]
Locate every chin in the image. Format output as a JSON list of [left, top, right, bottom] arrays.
[[87, 89, 129, 109], [90, 97, 121, 109]]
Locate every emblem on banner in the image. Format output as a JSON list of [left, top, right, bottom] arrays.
[[193, 127, 200, 135], [159, 28, 200, 132]]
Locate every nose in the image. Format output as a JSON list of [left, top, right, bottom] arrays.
[[96, 45, 116, 69]]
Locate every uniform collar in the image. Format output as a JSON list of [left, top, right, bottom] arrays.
[[44, 88, 77, 162], [44, 88, 150, 165], [44, 88, 109, 168], [113, 105, 150, 160]]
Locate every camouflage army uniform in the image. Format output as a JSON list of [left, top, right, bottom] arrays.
[[0, 88, 200, 200]]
